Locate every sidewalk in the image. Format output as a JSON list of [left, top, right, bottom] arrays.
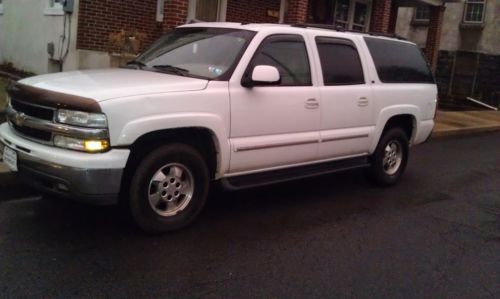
[[432, 110, 500, 137], [0, 162, 9, 173], [1, 110, 500, 175]]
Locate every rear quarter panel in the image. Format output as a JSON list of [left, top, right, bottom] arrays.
[[369, 83, 437, 153]]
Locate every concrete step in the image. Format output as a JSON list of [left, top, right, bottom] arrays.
[[0, 162, 10, 173]]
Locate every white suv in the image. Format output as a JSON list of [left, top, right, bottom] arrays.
[[0, 23, 436, 232]]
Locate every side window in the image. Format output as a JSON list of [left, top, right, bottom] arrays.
[[248, 35, 311, 86], [316, 37, 365, 85], [463, 0, 486, 23], [364, 37, 434, 83]]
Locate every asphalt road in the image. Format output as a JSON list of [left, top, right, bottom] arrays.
[[1, 133, 499, 298]]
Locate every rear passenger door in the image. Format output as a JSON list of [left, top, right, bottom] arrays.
[[314, 36, 373, 159]]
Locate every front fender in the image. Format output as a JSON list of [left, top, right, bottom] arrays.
[[117, 113, 230, 176]]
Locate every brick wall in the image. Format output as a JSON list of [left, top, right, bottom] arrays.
[[424, 5, 445, 72], [77, 0, 163, 52], [285, 0, 309, 23], [370, 0, 392, 33], [77, 0, 280, 53], [76, 0, 303, 53], [226, 0, 281, 23], [163, 0, 189, 31]]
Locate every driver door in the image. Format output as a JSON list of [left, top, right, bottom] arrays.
[[228, 34, 320, 173]]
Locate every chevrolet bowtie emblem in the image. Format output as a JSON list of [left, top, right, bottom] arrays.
[[14, 112, 27, 126]]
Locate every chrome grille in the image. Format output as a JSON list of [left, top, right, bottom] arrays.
[[10, 98, 54, 121], [6, 105, 109, 146], [7, 98, 55, 143], [11, 123, 52, 142]]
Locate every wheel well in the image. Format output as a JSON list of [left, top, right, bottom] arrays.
[[124, 127, 219, 180], [382, 114, 415, 140]]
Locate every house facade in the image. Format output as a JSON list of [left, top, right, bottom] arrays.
[[1, 0, 451, 75], [396, 0, 499, 107]]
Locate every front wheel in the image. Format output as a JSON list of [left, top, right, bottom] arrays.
[[129, 143, 210, 233], [368, 128, 409, 186]]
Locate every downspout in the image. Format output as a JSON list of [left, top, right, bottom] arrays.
[[279, 0, 287, 23]]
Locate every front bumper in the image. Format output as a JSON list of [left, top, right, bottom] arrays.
[[0, 123, 129, 205]]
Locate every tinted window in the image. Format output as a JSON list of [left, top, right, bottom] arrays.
[[249, 35, 311, 86], [364, 37, 434, 83], [316, 37, 365, 85]]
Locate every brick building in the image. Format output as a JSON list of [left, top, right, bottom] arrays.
[[1, 0, 453, 75]]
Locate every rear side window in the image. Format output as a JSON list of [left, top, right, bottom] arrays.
[[364, 37, 434, 83], [249, 35, 312, 86], [316, 37, 365, 85]]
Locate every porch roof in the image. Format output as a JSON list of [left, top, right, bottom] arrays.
[[396, 0, 462, 7]]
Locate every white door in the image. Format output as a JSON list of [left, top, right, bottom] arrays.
[[314, 36, 374, 159], [187, 0, 227, 21], [229, 34, 320, 173]]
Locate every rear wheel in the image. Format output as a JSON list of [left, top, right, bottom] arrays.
[[129, 143, 209, 233], [369, 128, 409, 186]]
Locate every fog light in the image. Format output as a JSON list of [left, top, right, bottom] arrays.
[[84, 140, 109, 152], [54, 135, 109, 152]]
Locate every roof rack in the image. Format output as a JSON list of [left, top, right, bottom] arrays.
[[290, 23, 407, 41]]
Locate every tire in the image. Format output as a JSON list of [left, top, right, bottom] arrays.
[[129, 143, 210, 233], [368, 128, 409, 186]]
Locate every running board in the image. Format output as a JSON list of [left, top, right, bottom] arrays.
[[220, 156, 370, 190]]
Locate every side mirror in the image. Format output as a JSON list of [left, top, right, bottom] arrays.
[[242, 65, 280, 88]]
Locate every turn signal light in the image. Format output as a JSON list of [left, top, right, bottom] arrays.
[[84, 140, 109, 152]]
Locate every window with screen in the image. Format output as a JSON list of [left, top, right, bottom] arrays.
[[364, 37, 434, 84], [50, 0, 63, 8], [414, 6, 430, 21], [248, 35, 312, 86], [316, 37, 365, 85], [463, 0, 485, 23]]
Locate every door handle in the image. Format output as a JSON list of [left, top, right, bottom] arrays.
[[305, 98, 319, 109], [358, 97, 369, 107]]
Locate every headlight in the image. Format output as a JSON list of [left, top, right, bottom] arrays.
[[56, 109, 108, 128], [54, 135, 109, 153]]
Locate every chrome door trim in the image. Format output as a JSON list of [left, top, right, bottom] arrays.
[[321, 133, 369, 143], [234, 138, 318, 152]]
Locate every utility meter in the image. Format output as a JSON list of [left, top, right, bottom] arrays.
[[63, 0, 74, 14]]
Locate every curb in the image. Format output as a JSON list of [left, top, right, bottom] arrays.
[[431, 125, 500, 138]]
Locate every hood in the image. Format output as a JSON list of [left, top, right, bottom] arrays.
[[19, 68, 209, 101]]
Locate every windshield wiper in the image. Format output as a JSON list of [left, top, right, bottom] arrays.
[[125, 60, 146, 69], [152, 65, 190, 76]]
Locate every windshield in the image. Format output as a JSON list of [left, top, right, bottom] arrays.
[[131, 27, 256, 80]]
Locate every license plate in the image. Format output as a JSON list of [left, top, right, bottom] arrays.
[[3, 146, 18, 172]]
